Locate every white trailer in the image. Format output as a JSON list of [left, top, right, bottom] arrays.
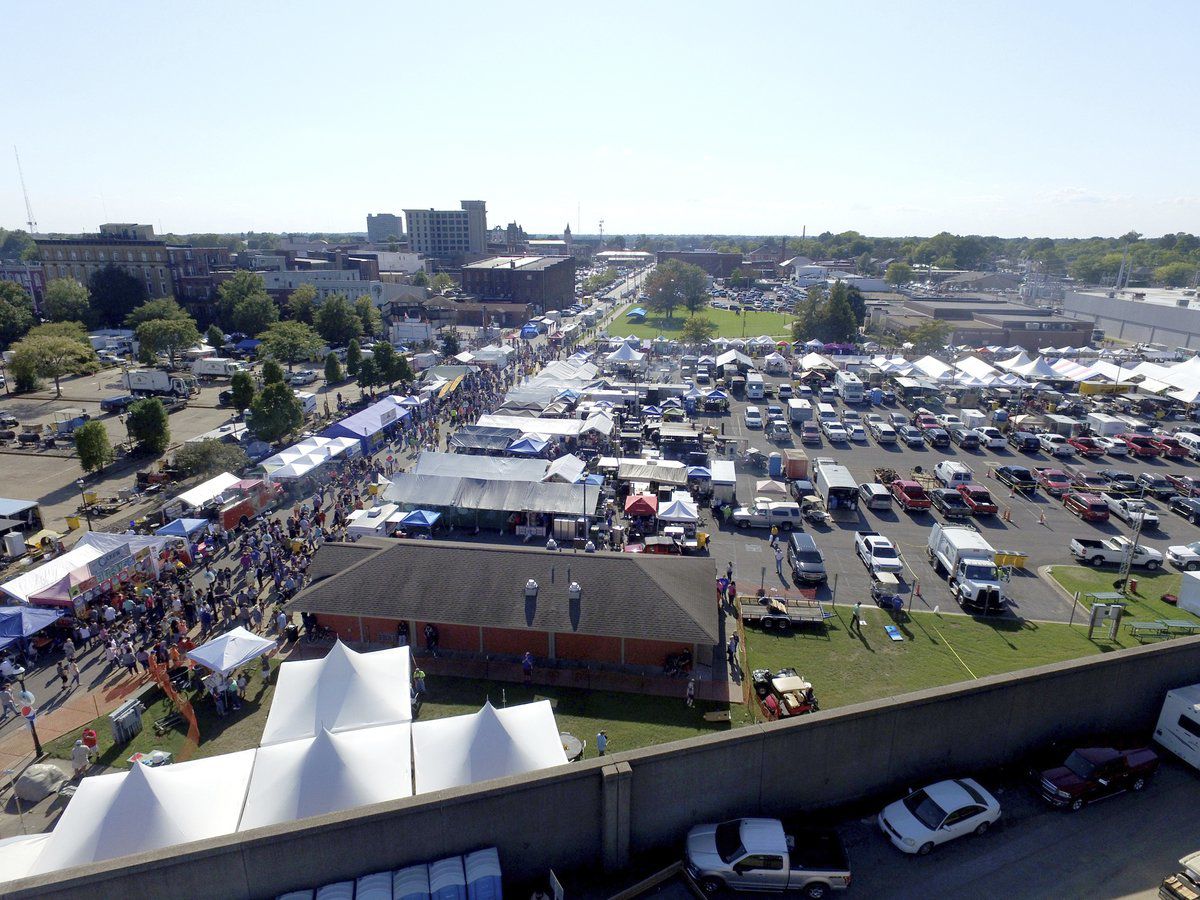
[[710, 459, 737, 506], [787, 398, 813, 424], [191, 357, 244, 378], [1086, 412, 1125, 437], [122, 369, 198, 397], [1154, 684, 1200, 771]]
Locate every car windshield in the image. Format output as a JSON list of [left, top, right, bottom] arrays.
[[902, 790, 947, 830], [714, 821, 745, 864], [873, 545, 898, 559], [795, 550, 822, 563], [963, 564, 998, 581], [1064, 751, 1096, 780]]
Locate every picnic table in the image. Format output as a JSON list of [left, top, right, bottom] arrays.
[[1127, 619, 1200, 638], [1128, 621, 1171, 638], [1161, 619, 1200, 634]]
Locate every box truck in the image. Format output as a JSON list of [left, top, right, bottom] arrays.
[[192, 357, 245, 378], [122, 369, 198, 397], [926, 523, 1005, 612]]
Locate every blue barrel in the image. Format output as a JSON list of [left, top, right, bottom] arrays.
[[992, 409, 1009, 423], [768, 452, 783, 478]]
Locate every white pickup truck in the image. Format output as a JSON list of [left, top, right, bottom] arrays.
[[685, 818, 852, 896], [855, 530, 904, 575], [732, 500, 802, 530], [1069, 535, 1163, 569], [1104, 495, 1160, 529]]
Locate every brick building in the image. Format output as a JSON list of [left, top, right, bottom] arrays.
[[461, 255, 577, 312], [286, 539, 719, 684], [0, 262, 45, 309], [655, 250, 743, 278]]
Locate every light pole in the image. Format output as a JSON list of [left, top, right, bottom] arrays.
[[76, 478, 93, 531]]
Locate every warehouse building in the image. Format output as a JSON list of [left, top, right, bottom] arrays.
[[461, 255, 577, 311]]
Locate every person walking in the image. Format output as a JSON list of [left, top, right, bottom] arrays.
[[596, 730, 608, 757], [71, 739, 93, 779], [0, 684, 18, 721], [521, 651, 534, 684], [686, 677, 696, 708], [850, 600, 863, 633], [56, 660, 69, 690], [774, 545, 784, 578], [68, 659, 81, 688]]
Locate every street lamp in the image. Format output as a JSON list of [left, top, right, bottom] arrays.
[[76, 478, 93, 530]]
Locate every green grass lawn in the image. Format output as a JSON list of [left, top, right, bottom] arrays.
[[415, 676, 733, 758], [46, 664, 730, 767], [607, 308, 793, 340], [46, 658, 282, 769], [1049, 565, 1189, 623], [744, 608, 1143, 712]]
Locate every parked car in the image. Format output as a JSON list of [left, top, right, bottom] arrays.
[[914, 412, 938, 431], [995, 465, 1037, 494], [684, 818, 852, 896], [1167, 540, 1200, 571], [1094, 435, 1130, 456], [1137, 471, 1176, 500], [923, 427, 950, 449], [1097, 468, 1139, 495], [1166, 474, 1200, 498], [976, 426, 1007, 450], [786, 533, 828, 583], [732, 500, 802, 530], [846, 422, 867, 442], [822, 421, 849, 443], [1066, 468, 1111, 494], [1033, 467, 1072, 496], [855, 531, 904, 575], [888, 412, 910, 428], [1062, 491, 1111, 522], [931, 488, 971, 519], [1069, 535, 1162, 569], [801, 422, 821, 444], [1039, 433, 1074, 457], [1037, 746, 1159, 811], [878, 779, 1001, 855], [744, 406, 763, 429], [949, 426, 981, 450], [99, 394, 137, 413], [1067, 436, 1105, 457], [1122, 434, 1161, 458], [957, 483, 998, 515], [288, 369, 318, 386], [890, 479, 931, 511], [1169, 496, 1200, 524], [935, 414, 964, 429], [1105, 495, 1159, 529], [1007, 430, 1040, 452], [1151, 435, 1189, 459], [0, 413, 17, 428], [898, 425, 925, 447]]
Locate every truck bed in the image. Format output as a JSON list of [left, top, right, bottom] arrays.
[[788, 828, 850, 873]]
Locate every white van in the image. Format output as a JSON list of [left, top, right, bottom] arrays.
[[816, 402, 838, 423], [858, 482, 893, 510], [1176, 432, 1200, 460], [293, 390, 317, 418], [1154, 683, 1200, 770], [746, 373, 765, 400], [934, 460, 974, 488]]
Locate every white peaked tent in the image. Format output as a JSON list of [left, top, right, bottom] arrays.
[[1014, 357, 1061, 380], [238, 723, 413, 831], [954, 356, 999, 381], [798, 351, 836, 370], [997, 351, 1032, 371], [605, 342, 644, 363], [911, 355, 953, 379], [260, 642, 412, 746], [411, 701, 567, 794], [763, 351, 787, 368], [186, 626, 276, 676], [657, 495, 700, 523], [32, 750, 256, 874], [543, 453, 587, 485], [0, 834, 52, 882]]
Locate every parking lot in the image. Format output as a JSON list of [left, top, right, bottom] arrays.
[[704, 372, 1200, 625]]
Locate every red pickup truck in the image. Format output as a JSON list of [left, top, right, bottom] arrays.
[[1037, 746, 1158, 812], [1121, 433, 1161, 458], [1034, 467, 1072, 497], [956, 483, 998, 516], [1066, 435, 1104, 457], [1151, 435, 1188, 459], [890, 479, 931, 511]]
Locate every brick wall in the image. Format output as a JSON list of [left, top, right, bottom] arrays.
[[555, 632, 621, 664]]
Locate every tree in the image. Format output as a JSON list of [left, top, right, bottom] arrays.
[[372, 343, 397, 387], [43, 278, 93, 326], [324, 352, 344, 384], [217, 271, 267, 325], [816, 283, 859, 344], [346, 339, 362, 376], [230, 370, 256, 411], [287, 284, 318, 324], [261, 359, 285, 385], [257, 320, 323, 370], [441, 331, 460, 357], [136, 317, 200, 369], [89, 265, 148, 327], [0, 281, 35, 348], [392, 354, 414, 385], [9, 334, 97, 396], [411, 271, 429, 287], [124, 298, 190, 329], [74, 421, 114, 473], [644, 259, 707, 319], [430, 273, 455, 294], [126, 398, 170, 454], [231, 292, 279, 335], [355, 296, 383, 338], [314, 294, 362, 346], [727, 267, 757, 289], [904, 319, 952, 354], [846, 284, 867, 325], [1156, 262, 1196, 288], [174, 438, 248, 476], [855, 252, 876, 276], [884, 262, 913, 287], [250, 382, 303, 442], [206, 324, 226, 350], [357, 356, 380, 390], [680, 315, 718, 345]]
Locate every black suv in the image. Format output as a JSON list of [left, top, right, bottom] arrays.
[[923, 427, 950, 449], [1007, 430, 1040, 452], [1169, 495, 1200, 525], [949, 426, 980, 450]]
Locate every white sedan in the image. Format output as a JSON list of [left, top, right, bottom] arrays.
[[878, 778, 1001, 855], [847, 423, 868, 442], [744, 407, 763, 429], [823, 421, 849, 442], [1094, 436, 1129, 456]]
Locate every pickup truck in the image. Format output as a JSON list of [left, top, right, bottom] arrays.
[[732, 500, 802, 530], [99, 394, 137, 413], [856, 531, 904, 575], [1039, 433, 1075, 457], [1150, 435, 1188, 459], [1037, 746, 1158, 812], [890, 479, 931, 511], [957, 483, 998, 516], [1069, 536, 1163, 569], [1034, 467, 1072, 496], [1067, 435, 1104, 457], [685, 818, 851, 896], [1121, 433, 1161, 457], [1104, 495, 1160, 529], [995, 465, 1037, 495]]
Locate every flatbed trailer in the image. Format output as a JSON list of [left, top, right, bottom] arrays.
[[738, 593, 830, 630]]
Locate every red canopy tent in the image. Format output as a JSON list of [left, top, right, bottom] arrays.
[[624, 494, 658, 517]]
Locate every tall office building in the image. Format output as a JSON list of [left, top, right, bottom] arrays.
[[366, 213, 403, 243], [403, 201, 487, 257]]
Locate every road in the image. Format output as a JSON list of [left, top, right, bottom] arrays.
[[705, 373, 1200, 624]]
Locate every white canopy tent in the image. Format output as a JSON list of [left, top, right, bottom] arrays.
[[911, 355, 953, 379], [542, 454, 587, 485], [798, 351, 837, 370], [997, 351, 1032, 372], [32, 750, 256, 874], [260, 642, 412, 746], [714, 349, 755, 369], [0, 834, 52, 882], [411, 701, 567, 794], [657, 494, 700, 523], [175, 472, 242, 511], [605, 342, 645, 364], [186, 626, 276, 676], [954, 356, 999, 381], [238, 723, 413, 831]]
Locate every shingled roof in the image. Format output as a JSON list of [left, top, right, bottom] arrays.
[[289, 539, 719, 645]]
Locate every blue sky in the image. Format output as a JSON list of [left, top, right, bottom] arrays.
[[3, 1, 1196, 238]]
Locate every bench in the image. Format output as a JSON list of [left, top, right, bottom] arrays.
[[1128, 621, 1171, 638]]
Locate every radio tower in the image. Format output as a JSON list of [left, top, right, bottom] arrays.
[[13, 146, 37, 234], [598, 219, 604, 250]]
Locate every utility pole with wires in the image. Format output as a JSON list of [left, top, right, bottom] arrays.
[[1117, 487, 1148, 594]]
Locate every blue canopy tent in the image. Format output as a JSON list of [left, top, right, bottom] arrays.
[[520, 325, 539, 339], [0, 606, 64, 649], [234, 338, 261, 353], [321, 398, 411, 452], [705, 389, 728, 400], [577, 473, 605, 486], [661, 397, 683, 409], [642, 405, 663, 416], [506, 435, 548, 457], [155, 518, 209, 538], [626, 307, 647, 318], [687, 466, 712, 481], [399, 509, 441, 532]]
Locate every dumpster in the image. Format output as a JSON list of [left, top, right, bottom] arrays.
[[109, 698, 145, 745]]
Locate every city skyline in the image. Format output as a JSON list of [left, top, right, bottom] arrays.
[[3, 1, 1197, 238]]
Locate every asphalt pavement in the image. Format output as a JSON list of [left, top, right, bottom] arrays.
[[704, 375, 1200, 624]]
